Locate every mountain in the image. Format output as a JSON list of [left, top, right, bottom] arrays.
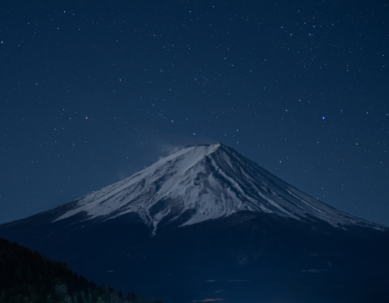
[[53, 143, 382, 233], [1, 143, 389, 303]]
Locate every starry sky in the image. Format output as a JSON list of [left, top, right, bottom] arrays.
[[1, 0, 388, 226]]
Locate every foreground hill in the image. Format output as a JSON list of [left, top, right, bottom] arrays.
[[0, 237, 162, 303], [1, 143, 389, 303]]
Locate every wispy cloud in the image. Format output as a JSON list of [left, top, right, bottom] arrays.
[[157, 143, 184, 161]]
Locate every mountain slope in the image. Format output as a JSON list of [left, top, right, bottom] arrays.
[[0, 143, 388, 303], [54, 143, 380, 233], [0, 237, 162, 303]]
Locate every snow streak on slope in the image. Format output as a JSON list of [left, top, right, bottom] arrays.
[[55, 143, 382, 232]]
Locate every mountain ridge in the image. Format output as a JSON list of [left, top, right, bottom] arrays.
[[52, 143, 383, 233]]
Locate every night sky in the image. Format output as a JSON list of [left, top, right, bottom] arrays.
[[1, 1, 388, 226]]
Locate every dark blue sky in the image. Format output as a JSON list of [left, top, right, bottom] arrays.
[[1, 0, 388, 226]]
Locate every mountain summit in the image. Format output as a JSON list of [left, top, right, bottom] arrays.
[[1, 143, 388, 303], [55, 143, 379, 233]]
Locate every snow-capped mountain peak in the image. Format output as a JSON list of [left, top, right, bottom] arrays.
[[54, 143, 381, 232]]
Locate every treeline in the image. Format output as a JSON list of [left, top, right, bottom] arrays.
[[0, 238, 163, 303]]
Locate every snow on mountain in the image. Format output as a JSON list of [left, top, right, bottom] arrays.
[[54, 143, 382, 233]]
